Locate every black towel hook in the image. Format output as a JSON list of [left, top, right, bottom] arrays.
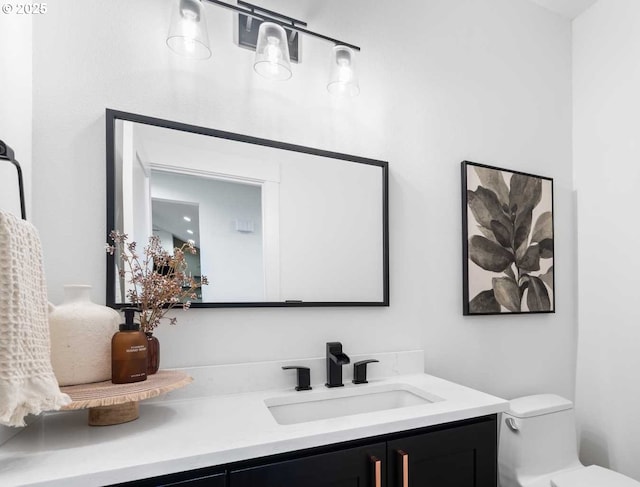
[[0, 140, 27, 220]]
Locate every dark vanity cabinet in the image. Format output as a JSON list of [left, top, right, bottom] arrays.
[[230, 442, 386, 487], [109, 415, 496, 487], [159, 474, 226, 487], [229, 416, 496, 487], [387, 416, 497, 487], [110, 472, 227, 487]]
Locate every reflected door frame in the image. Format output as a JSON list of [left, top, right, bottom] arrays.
[[148, 164, 281, 303]]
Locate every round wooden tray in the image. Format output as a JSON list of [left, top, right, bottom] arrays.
[[60, 370, 192, 426]]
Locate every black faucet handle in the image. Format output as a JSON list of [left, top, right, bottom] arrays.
[[352, 359, 379, 384], [282, 366, 312, 391]]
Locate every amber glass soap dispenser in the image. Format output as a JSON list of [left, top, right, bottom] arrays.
[[111, 307, 147, 384]]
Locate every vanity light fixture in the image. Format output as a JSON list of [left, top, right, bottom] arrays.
[[253, 22, 292, 81], [167, 0, 212, 60], [327, 45, 360, 97], [166, 0, 361, 95]]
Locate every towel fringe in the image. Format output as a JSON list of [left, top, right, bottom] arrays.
[[0, 375, 71, 427]]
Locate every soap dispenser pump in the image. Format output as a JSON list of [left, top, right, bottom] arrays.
[[111, 307, 147, 384]]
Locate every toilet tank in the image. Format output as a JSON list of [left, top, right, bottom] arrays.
[[499, 394, 582, 487]]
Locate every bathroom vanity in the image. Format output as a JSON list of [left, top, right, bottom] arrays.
[[0, 353, 508, 487], [112, 414, 496, 487]]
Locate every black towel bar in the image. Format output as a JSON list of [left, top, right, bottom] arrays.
[[0, 139, 27, 220]]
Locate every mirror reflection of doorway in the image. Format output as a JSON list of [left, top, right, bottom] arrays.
[[150, 170, 266, 302], [152, 199, 203, 303]]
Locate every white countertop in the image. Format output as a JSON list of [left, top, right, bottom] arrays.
[[0, 370, 508, 487]]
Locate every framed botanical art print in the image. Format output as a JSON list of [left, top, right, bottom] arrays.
[[461, 161, 554, 315]]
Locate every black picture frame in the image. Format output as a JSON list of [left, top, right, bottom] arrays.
[[461, 161, 555, 315], [106, 109, 389, 309]]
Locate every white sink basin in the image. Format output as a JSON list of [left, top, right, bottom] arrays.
[[266, 383, 444, 425]]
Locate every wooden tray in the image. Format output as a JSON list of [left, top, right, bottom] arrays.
[[60, 370, 192, 426]]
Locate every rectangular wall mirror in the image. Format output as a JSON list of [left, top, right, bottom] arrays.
[[106, 109, 389, 308]]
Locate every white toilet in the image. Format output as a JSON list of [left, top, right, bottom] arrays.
[[498, 394, 640, 487]]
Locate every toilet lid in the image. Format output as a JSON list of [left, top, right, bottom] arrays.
[[551, 466, 640, 487]]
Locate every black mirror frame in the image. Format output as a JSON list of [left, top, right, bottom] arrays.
[[105, 109, 390, 308]]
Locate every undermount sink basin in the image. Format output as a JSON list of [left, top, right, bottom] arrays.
[[266, 383, 443, 425]]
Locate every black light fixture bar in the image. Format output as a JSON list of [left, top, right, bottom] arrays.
[[238, 0, 305, 44], [237, 0, 307, 27], [203, 0, 361, 51]]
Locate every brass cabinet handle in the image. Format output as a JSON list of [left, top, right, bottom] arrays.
[[397, 449, 409, 487], [370, 455, 382, 487]]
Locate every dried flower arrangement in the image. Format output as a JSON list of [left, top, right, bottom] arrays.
[[106, 230, 208, 332]]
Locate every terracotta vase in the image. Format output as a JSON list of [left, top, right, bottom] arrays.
[[49, 285, 120, 385], [145, 332, 160, 375]]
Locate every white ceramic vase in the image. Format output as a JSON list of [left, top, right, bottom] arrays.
[[49, 285, 120, 386]]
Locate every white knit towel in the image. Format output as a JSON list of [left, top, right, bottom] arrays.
[[0, 210, 70, 427]]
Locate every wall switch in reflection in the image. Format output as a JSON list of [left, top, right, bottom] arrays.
[[234, 219, 255, 233]]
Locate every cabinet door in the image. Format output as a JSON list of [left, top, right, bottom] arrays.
[[387, 417, 497, 487], [108, 471, 226, 487], [230, 442, 386, 487], [161, 472, 227, 486]]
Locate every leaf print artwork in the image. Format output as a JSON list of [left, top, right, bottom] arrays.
[[462, 161, 554, 315]]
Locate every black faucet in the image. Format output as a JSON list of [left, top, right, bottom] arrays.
[[326, 342, 350, 388]]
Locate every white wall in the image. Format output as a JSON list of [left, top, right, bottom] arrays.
[[29, 0, 575, 400], [573, 0, 640, 480], [0, 13, 31, 218]]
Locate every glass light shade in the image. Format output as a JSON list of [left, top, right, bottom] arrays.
[[167, 0, 212, 60], [327, 45, 360, 97], [253, 22, 292, 81]]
